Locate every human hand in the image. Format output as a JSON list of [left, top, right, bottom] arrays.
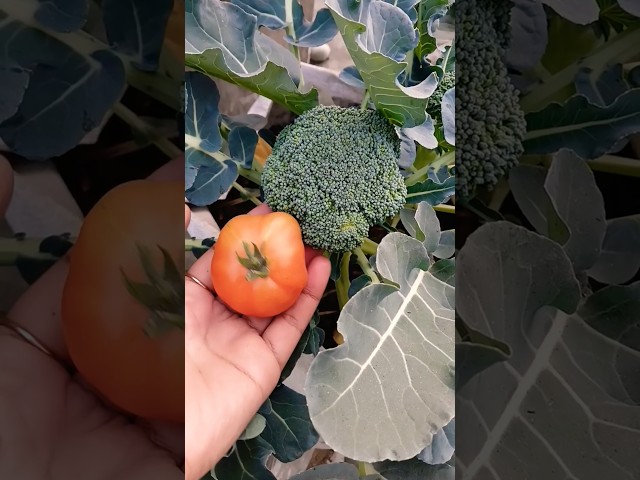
[[184, 204, 331, 480], [0, 158, 185, 479]]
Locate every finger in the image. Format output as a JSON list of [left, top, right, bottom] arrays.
[[247, 203, 272, 215], [304, 246, 324, 265], [148, 154, 184, 181], [262, 255, 331, 368]]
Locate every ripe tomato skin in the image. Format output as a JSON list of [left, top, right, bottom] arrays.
[[62, 180, 184, 423], [211, 212, 307, 318]]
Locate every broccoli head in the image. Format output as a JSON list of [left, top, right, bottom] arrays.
[[456, 0, 527, 199], [261, 105, 407, 253], [427, 69, 455, 123]]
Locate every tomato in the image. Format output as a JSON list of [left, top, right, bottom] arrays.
[[62, 180, 184, 423], [0, 154, 14, 217], [211, 212, 307, 318]]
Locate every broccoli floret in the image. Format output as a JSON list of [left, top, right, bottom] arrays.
[[456, 0, 527, 199], [427, 69, 455, 123], [261, 105, 407, 253]]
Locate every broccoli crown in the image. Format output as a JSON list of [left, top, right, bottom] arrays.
[[427, 69, 455, 122], [261, 105, 407, 253], [456, 0, 527, 199]]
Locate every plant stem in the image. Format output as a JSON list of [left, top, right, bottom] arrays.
[[285, 0, 305, 89], [0, 237, 73, 265], [232, 182, 262, 206], [353, 247, 380, 284], [405, 150, 455, 185], [433, 204, 455, 214], [360, 90, 370, 111], [335, 252, 352, 309], [185, 239, 212, 251], [112, 102, 182, 158], [238, 167, 262, 186], [360, 237, 379, 256], [520, 154, 640, 177]]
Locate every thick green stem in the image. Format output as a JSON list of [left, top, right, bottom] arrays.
[[112, 102, 182, 158], [0, 237, 65, 265], [285, 0, 305, 89], [405, 150, 455, 185], [232, 182, 262, 206], [360, 237, 379, 256], [360, 90, 370, 111], [433, 204, 455, 214], [353, 247, 380, 284], [335, 252, 352, 309], [238, 167, 262, 186]]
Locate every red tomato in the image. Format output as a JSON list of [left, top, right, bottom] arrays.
[[211, 212, 307, 317], [62, 180, 184, 422]]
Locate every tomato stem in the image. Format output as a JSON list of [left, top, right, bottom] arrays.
[[236, 241, 270, 281]]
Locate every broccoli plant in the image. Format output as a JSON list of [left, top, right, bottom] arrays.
[[185, 0, 456, 477], [457, 2, 640, 478]]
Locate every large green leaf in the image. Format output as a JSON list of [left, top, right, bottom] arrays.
[[326, 0, 438, 128], [185, 0, 318, 115], [587, 214, 640, 285], [212, 437, 275, 480], [374, 458, 454, 480], [457, 222, 640, 479], [258, 385, 319, 463], [306, 209, 455, 461], [524, 88, 640, 158], [510, 151, 606, 272], [416, 0, 450, 62], [289, 463, 360, 480]]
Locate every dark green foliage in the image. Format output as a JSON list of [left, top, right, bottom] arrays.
[[456, 0, 527, 198], [261, 105, 407, 253]]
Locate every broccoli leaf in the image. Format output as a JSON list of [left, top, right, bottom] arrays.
[[416, 0, 450, 62], [230, 0, 338, 47], [441, 87, 454, 145], [289, 463, 360, 480], [417, 417, 455, 465], [102, 0, 173, 71], [0, 2, 126, 160], [306, 207, 454, 461], [258, 385, 319, 463], [374, 458, 454, 480], [327, 0, 438, 128], [212, 437, 275, 480], [456, 222, 640, 479], [406, 174, 455, 207], [0, 67, 29, 123], [185, 0, 318, 115], [510, 151, 606, 273], [184, 71, 238, 206], [238, 413, 267, 441], [541, 0, 599, 25], [524, 89, 640, 159], [587, 214, 640, 285], [34, 0, 88, 32]]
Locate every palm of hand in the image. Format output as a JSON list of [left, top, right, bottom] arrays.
[[0, 275, 182, 480]]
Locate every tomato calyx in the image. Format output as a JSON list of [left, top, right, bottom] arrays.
[[236, 241, 269, 281], [121, 244, 184, 338]]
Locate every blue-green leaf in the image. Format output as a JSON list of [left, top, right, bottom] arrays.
[[416, 0, 450, 62], [184, 71, 237, 205], [524, 89, 640, 158], [0, 9, 126, 160], [258, 385, 319, 463], [406, 169, 455, 207], [401, 115, 438, 149], [35, 0, 88, 32], [102, 0, 173, 71], [348, 274, 371, 298], [212, 437, 275, 480], [327, 0, 438, 127], [289, 463, 360, 480], [418, 417, 454, 465], [374, 459, 454, 480], [186, 0, 318, 114], [441, 88, 454, 145], [231, 0, 338, 47], [588, 215, 640, 285], [228, 126, 258, 169], [0, 67, 29, 123], [429, 258, 454, 286], [338, 66, 365, 89]]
